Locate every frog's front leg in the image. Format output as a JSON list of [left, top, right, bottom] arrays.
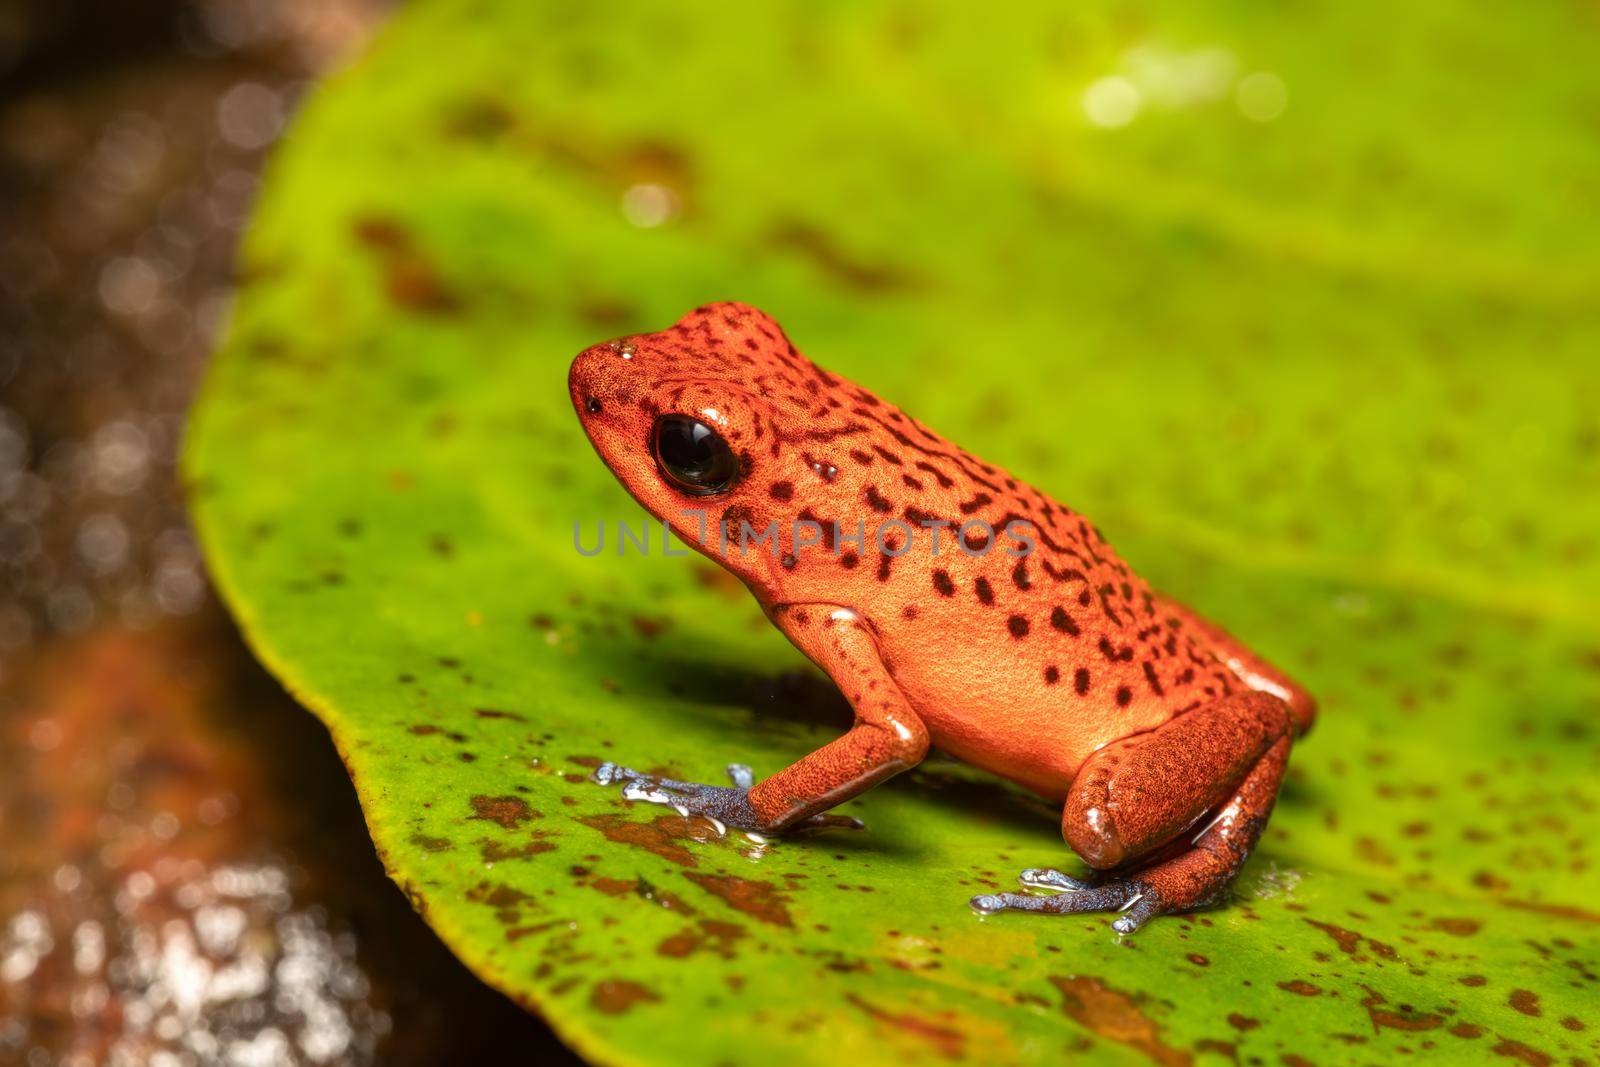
[[595, 604, 928, 835], [972, 691, 1293, 932]]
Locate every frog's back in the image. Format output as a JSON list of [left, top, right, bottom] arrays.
[[765, 391, 1243, 796]]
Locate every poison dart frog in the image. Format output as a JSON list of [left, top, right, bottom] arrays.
[[570, 302, 1315, 932]]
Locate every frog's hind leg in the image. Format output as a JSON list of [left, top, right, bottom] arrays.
[[1063, 691, 1290, 870], [970, 691, 1293, 933]]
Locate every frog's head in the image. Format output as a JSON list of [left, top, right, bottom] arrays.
[[569, 302, 831, 591]]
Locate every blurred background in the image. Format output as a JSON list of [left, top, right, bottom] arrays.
[[0, 2, 575, 1063]]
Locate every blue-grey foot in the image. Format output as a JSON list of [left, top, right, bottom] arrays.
[[969, 870, 1164, 934], [591, 761, 864, 834]]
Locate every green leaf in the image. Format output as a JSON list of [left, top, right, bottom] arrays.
[[185, 2, 1600, 1064]]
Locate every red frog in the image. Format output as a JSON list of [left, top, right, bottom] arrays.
[[569, 302, 1316, 932]]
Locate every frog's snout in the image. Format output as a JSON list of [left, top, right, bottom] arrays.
[[569, 337, 640, 423], [568, 346, 607, 421]]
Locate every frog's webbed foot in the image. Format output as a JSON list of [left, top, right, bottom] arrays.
[[592, 761, 758, 832], [970, 870, 1165, 934], [592, 761, 865, 835]]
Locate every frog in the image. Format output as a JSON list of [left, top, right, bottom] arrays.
[[569, 302, 1316, 932]]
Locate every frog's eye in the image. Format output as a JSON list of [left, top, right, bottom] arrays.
[[652, 414, 740, 496]]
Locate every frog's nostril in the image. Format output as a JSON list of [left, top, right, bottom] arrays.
[[585, 397, 603, 414]]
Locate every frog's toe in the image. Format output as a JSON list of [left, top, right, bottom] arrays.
[[1110, 893, 1165, 935], [968, 893, 1013, 915], [592, 762, 711, 796], [1018, 867, 1093, 892], [618, 777, 687, 809], [591, 761, 641, 786]]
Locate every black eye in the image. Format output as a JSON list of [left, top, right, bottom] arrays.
[[652, 415, 740, 496]]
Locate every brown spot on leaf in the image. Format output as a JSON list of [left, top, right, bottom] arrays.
[[1489, 1038, 1554, 1066], [1277, 980, 1322, 996], [576, 296, 639, 329], [474, 707, 526, 722], [589, 876, 638, 897], [352, 216, 461, 314], [656, 919, 747, 960], [684, 871, 794, 927], [351, 215, 407, 249], [1305, 918, 1400, 962], [590, 979, 659, 1015], [1502, 897, 1600, 923], [845, 994, 966, 1060], [578, 812, 725, 867], [585, 875, 697, 914], [464, 881, 536, 926], [1359, 986, 1443, 1033], [408, 833, 451, 852], [655, 928, 698, 959], [1432, 917, 1481, 936], [692, 562, 746, 601], [769, 220, 912, 293], [1227, 1014, 1259, 1032], [1507, 989, 1540, 1017], [468, 794, 535, 830], [1354, 836, 1396, 866], [469, 883, 531, 909], [1051, 976, 1192, 1067], [631, 615, 669, 639], [480, 835, 556, 862], [504, 920, 561, 943]]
